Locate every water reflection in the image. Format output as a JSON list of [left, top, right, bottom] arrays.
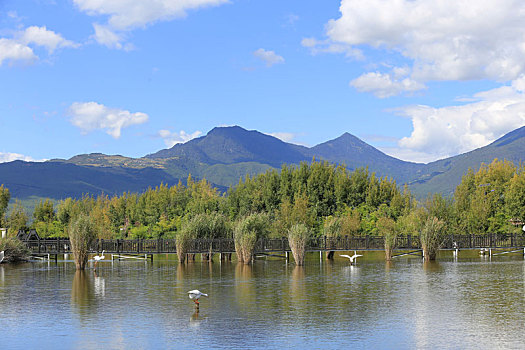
[[235, 263, 255, 307], [71, 271, 96, 319], [1, 254, 525, 349], [422, 260, 443, 273], [93, 271, 106, 298]]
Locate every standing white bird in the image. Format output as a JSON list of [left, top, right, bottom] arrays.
[[0, 251, 4, 264], [93, 250, 105, 269], [188, 290, 208, 306], [340, 251, 363, 265]]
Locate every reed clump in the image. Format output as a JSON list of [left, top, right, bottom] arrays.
[[420, 216, 445, 261], [175, 225, 193, 263], [178, 213, 231, 263], [377, 217, 397, 261], [0, 237, 30, 262], [234, 213, 270, 264], [68, 214, 96, 270], [288, 223, 309, 266]]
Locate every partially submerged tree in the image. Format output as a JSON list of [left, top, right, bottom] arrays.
[[234, 213, 270, 264], [288, 223, 309, 266], [420, 217, 445, 261], [68, 214, 97, 270], [377, 216, 397, 261]]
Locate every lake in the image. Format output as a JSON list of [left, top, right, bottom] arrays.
[[1, 251, 524, 349]]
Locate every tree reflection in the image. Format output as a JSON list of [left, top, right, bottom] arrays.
[[71, 271, 95, 319], [235, 263, 255, 307]]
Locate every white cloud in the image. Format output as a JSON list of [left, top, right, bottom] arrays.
[[68, 102, 149, 139], [0, 152, 45, 163], [91, 23, 133, 50], [0, 26, 77, 66], [19, 26, 78, 53], [253, 48, 284, 67], [268, 132, 296, 143], [0, 38, 36, 66], [314, 0, 525, 96], [350, 71, 425, 98], [389, 75, 525, 162], [74, 0, 228, 48], [158, 129, 202, 147], [301, 37, 364, 60]]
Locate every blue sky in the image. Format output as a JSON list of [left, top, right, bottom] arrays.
[[1, 0, 525, 164]]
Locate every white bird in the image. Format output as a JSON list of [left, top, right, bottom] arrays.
[[340, 251, 363, 265], [93, 250, 105, 269], [0, 251, 4, 264], [188, 290, 208, 306]]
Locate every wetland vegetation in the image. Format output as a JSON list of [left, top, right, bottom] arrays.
[[1, 159, 525, 262]]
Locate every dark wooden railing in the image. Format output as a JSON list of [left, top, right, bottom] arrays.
[[22, 233, 525, 255]]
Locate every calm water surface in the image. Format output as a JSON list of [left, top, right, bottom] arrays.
[[1, 252, 525, 349]]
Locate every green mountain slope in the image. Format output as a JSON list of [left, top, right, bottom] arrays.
[[0, 160, 183, 200], [409, 126, 525, 197], [147, 126, 309, 167], [307, 133, 424, 183], [3, 125, 525, 201]]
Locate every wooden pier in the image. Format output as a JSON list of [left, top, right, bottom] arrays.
[[21, 233, 525, 257]]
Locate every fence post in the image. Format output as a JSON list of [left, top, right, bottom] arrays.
[[366, 235, 370, 250], [407, 235, 411, 248]]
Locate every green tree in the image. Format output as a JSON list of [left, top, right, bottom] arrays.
[[33, 199, 55, 223], [8, 200, 28, 236], [0, 185, 10, 227]]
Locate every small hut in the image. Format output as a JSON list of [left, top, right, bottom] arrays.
[[17, 229, 40, 241]]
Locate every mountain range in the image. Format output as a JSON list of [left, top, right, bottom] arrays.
[[1, 125, 525, 202]]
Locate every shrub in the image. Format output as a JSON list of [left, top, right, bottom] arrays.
[[0, 237, 30, 262]]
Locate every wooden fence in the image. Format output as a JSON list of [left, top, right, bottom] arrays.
[[22, 233, 525, 255]]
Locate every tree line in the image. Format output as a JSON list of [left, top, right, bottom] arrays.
[[2, 159, 525, 244]]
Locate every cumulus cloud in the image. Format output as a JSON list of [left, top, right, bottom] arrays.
[[68, 102, 149, 139], [388, 76, 525, 162], [253, 48, 284, 67], [313, 0, 525, 96], [19, 26, 78, 53], [158, 129, 202, 147], [0, 26, 77, 66], [74, 0, 228, 48], [350, 71, 425, 98], [0, 152, 45, 163], [0, 38, 36, 66]]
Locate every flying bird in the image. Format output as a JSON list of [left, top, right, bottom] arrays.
[[340, 251, 363, 265], [188, 290, 208, 306]]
